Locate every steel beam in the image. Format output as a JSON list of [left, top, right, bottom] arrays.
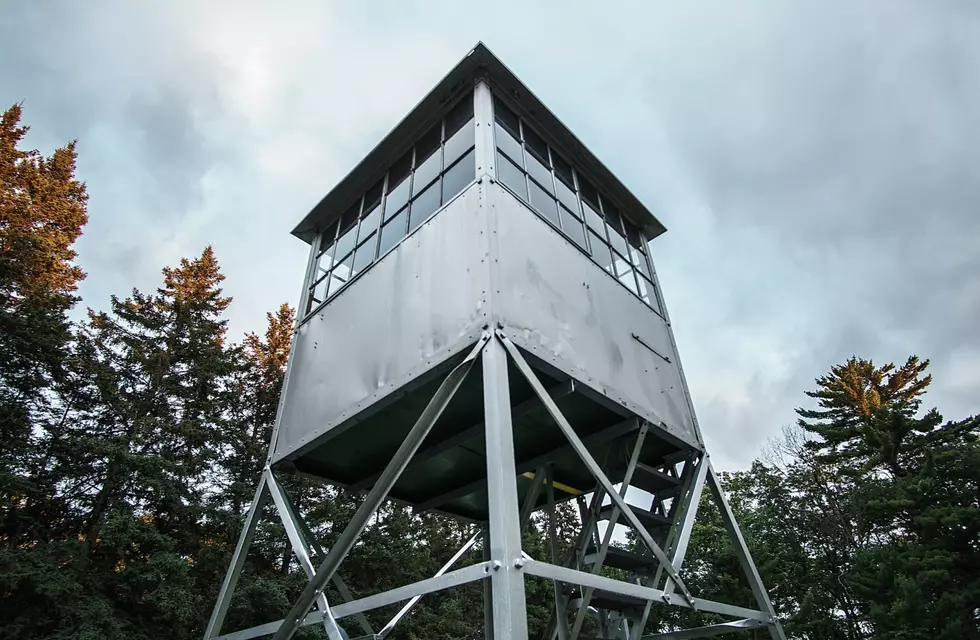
[[271, 336, 487, 640], [280, 488, 375, 638], [570, 425, 649, 640], [214, 563, 491, 640], [522, 561, 771, 623], [663, 454, 707, 597], [203, 476, 269, 639], [379, 531, 482, 637], [642, 618, 765, 639], [706, 463, 785, 640], [482, 336, 530, 639], [497, 331, 695, 606], [265, 470, 345, 640]]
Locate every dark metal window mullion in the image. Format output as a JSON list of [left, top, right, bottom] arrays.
[[517, 116, 531, 204], [545, 142, 563, 231], [570, 165, 591, 253]]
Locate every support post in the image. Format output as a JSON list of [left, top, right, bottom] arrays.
[[482, 336, 529, 639], [203, 476, 269, 639], [265, 470, 345, 640], [706, 463, 786, 640]]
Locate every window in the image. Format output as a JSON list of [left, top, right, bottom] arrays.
[[306, 95, 476, 315], [491, 94, 661, 313]]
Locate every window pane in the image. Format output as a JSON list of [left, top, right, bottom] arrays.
[[364, 178, 384, 212], [612, 250, 632, 277], [589, 231, 614, 272], [409, 181, 440, 232], [556, 178, 578, 213], [416, 123, 441, 164], [326, 271, 346, 299], [310, 275, 328, 305], [560, 205, 587, 251], [319, 220, 338, 255], [495, 122, 522, 164], [378, 208, 407, 256], [446, 96, 474, 137], [352, 234, 376, 275], [623, 217, 643, 247], [607, 224, 630, 258], [444, 118, 474, 167], [525, 151, 554, 195], [631, 246, 652, 279], [496, 151, 527, 200], [522, 125, 549, 163], [578, 175, 600, 209], [389, 150, 412, 188], [360, 201, 382, 241], [583, 200, 605, 235], [385, 175, 410, 218], [553, 152, 574, 187], [619, 268, 639, 295], [443, 149, 474, 203], [331, 253, 354, 287], [339, 201, 359, 235], [413, 147, 441, 195], [529, 178, 559, 227], [493, 96, 520, 137], [334, 223, 357, 263], [602, 199, 623, 233]]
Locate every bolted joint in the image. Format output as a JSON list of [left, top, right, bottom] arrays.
[[661, 593, 671, 604], [513, 558, 524, 569], [491, 560, 502, 571]]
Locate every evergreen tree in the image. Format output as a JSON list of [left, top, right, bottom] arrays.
[[0, 103, 88, 546]]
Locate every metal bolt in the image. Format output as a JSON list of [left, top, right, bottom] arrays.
[[492, 560, 501, 571], [514, 558, 524, 569]]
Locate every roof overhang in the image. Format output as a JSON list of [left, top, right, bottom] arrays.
[[292, 42, 667, 244]]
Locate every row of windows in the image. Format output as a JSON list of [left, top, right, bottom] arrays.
[[307, 97, 476, 313], [493, 97, 661, 313]]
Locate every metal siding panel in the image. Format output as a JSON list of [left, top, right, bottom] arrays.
[[489, 182, 699, 449], [274, 184, 489, 461]]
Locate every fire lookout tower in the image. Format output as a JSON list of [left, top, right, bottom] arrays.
[[204, 43, 786, 640]]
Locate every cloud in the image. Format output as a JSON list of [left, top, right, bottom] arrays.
[[1, 0, 977, 470]]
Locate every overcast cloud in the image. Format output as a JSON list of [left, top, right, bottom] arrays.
[[2, 1, 977, 470]]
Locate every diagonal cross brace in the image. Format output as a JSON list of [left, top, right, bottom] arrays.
[[271, 334, 489, 640], [495, 330, 696, 607]]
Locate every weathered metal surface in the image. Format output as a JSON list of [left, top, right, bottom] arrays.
[[273, 183, 489, 463], [488, 181, 700, 449]]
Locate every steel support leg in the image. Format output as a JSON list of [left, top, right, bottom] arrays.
[[280, 488, 375, 638], [203, 476, 270, 639], [663, 454, 707, 597], [271, 336, 486, 640], [706, 463, 786, 640], [265, 470, 345, 640], [570, 426, 648, 640], [483, 336, 529, 640]]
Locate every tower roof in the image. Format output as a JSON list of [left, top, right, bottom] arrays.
[[292, 42, 667, 244]]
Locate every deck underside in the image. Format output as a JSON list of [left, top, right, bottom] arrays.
[[277, 347, 695, 521]]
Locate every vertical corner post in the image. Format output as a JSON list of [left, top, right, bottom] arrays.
[[482, 336, 529, 640]]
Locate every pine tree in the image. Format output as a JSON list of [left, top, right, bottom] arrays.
[[0, 103, 88, 545]]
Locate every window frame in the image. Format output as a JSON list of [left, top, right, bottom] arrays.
[[303, 91, 478, 319], [489, 92, 664, 316]]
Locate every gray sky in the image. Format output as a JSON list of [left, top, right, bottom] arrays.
[[3, 1, 978, 470]]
